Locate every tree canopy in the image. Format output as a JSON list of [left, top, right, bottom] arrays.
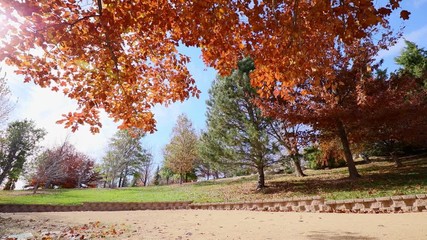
[[0, 0, 409, 132]]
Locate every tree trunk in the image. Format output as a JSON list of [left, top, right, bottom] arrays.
[[0, 164, 12, 186], [77, 176, 82, 188], [336, 120, 361, 178], [391, 152, 403, 167], [3, 179, 13, 190], [44, 180, 52, 189], [33, 182, 40, 194], [118, 175, 122, 188], [256, 166, 265, 190], [292, 156, 306, 177], [179, 173, 183, 184]]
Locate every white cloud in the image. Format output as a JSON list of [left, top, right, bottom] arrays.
[[2, 67, 118, 162]]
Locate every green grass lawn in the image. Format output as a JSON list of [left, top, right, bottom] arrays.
[[1, 156, 426, 205]]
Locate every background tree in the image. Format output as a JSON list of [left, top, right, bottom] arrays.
[[0, 0, 407, 132], [152, 166, 161, 186], [355, 46, 427, 167], [201, 59, 278, 190], [101, 130, 151, 188], [267, 121, 310, 177], [0, 120, 45, 189], [31, 140, 99, 192], [163, 114, 198, 184], [395, 40, 427, 87], [159, 165, 174, 185], [0, 71, 14, 126], [130, 149, 153, 187]]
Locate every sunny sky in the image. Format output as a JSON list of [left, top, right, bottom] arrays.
[[1, 1, 427, 169]]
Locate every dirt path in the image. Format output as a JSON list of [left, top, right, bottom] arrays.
[[1, 210, 427, 239]]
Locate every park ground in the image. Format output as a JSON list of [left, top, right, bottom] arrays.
[[0, 156, 426, 239], [1, 210, 427, 239], [0, 156, 426, 205]]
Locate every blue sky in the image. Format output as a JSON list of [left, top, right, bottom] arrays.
[[1, 1, 427, 168]]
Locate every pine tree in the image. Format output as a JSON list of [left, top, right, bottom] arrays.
[[201, 58, 278, 190]]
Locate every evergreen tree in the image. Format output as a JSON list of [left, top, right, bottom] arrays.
[[153, 166, 161, 185], [395, 40, 427, 84], [201, 58, 278, 190]]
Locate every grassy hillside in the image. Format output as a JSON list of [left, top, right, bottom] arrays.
[[1, 156, 426, 205]]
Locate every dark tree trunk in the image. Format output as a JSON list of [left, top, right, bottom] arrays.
[[256, 166, 265, 190], [179, 173, 183, 184], [33, 182, 40, 194], [44, 180, 52, 189], [336, 120, 361, 178], [118, 175, 122, 188], [0, 163, 12, 186], [77, 176, 82, 188], [143, 175, 148, 186], [166, 176, 170, 185], [122, 166, 129, 187], [3, 179, 14, 190], [292, 156, 306, 177]]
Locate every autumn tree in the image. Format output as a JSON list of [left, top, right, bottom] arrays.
[[0, 120, 45, 189], [163, 114, 198, 184], [267, 121, 311, 177], [257, 90, 313, 177], [201, 59, 278, 190], [0, 0, 408, 133], [31, 140, 99, 192], [355, 42, 427, 167], [101, 130, 150, 188]]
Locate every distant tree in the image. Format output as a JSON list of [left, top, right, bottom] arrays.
[[159, 165, 174, 185], [0, 120, 45, 189], [0, 71, 14, 126], [152, 166, 161, 186], [101, 130, 151, 188], [395, 40, 427, 87], [163, 114, 198, 184], [31, 140, 99, 192], [202, 58, 278, 190], [130, 149, 153, 187]]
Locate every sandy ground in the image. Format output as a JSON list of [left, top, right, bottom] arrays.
[[1, 210, 427, 240]]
